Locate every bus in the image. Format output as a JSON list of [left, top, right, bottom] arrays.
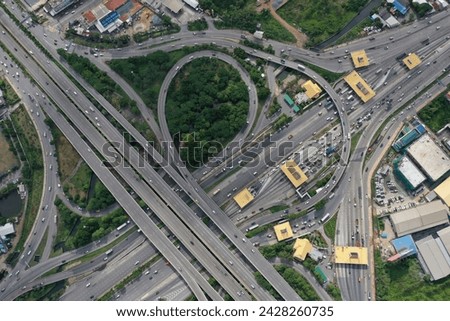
[[320, 213, 331, 224], [213, 188, 221, 196], [245, 224, 259, 232], [105, 249, 113, 256], [116, 222, 127, 231]]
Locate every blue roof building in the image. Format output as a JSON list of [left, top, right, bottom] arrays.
[[393, 0, 408, 15]]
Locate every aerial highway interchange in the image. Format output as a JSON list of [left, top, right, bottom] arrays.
[[0, 0, 449, 302]]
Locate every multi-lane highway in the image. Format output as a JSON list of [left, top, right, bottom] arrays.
[[0, 0, 448, 302]]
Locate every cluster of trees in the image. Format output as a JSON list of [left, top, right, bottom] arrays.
[[187, 18, 208, 31], [166, 58, 248, 168], [254, 271, 283, 300], [86, 179, 116, 212], [275, 265, 321, 301], [5, 108, 43, 187], [65, 29, 130, 49], [58, 50, 138, 115], [314, 199, 327, 211], [0, 78, 20, 105], [411, 1, 432, 18], [418, 94, 450, 132], [259, 241, 294, 260], [55, 198, 128, 250]]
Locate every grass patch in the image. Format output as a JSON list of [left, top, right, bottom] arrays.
[[300, 61, 344, 84], [278, 0, 369, 47], [323, 214, 337, 240], [418, 93, 450, 133], [5, 105, 43, 266], [350, 130, 363, 155], [269, 204, 289, 213], [335, 17, 373, 45], [0, 130, 19, 175], [30, 227, 48, 267], [44, 118, 80, 182], [375, 250, 450, 300], [0, 77, 20, 105], [63, 162, 92, 208]]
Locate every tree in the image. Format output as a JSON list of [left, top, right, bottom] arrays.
[[314, 199, 327, 211]]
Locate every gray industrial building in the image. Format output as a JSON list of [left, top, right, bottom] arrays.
[[390, 200, 449, 237]]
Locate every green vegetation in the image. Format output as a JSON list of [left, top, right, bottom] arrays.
[[335, 18, 373, 45], [316, 172, 333, 189], [245, 222, 275, 238], [30, 227, 48, 267], [286, 210, 308, 221], [5, 105, 43, 266], [53, 198, 128, 253], [43, 118, 80, 182], [132, 16, 180, 43], [326, 283, 342, 301], [278, 0, 369, 47], [269, 204, 289, 213], [301, 61, 344, 84], [375, 250, 450, 300], [63, 162, 92, 208], [110, 46, 217, 114], [66, 29, 130, 49], [411, 2, 432, 18], [201, 1, 295, 42], [273, 113, 292, 130], [232, 47, 271, 101], [58, 50, 156, 142], [166, 57, 248, 168], [418, 93, 450, 132], [267, 101, 281, 117], [0, 77, 20, 105], [323, 214, 337, 240], [86, 179, 115, 211], [306, 231, 328, 248], [188, 18, 208, 31], [259, 241, 293, 260], [350, 130, 363, 155], [254, 271, 282, 300], [15, 281, 67, 301], [314, 199, 327, 211], [0, 131, 19, 176], [275, 264, 321, 301]]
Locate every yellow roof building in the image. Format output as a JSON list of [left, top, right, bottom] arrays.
[[293, 238, 312, 261], [351, 50, 369, 68], [233, 188, 254, 208], [274, 222, 293, 242], [280, 160, 308, 188], [435, 176, 450, 207], [403, 53, 421, 70], [344, 71, 376, 103], [334, 246, 368, 265], [301, 80, 322, 99]]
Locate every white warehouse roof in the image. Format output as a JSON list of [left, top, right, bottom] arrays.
[[407, 134, 450, 182], [390, 200, 449, 237], [397, 156, 426, 189]]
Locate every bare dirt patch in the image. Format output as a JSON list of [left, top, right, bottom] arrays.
[[0, 131, 18, 175]]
